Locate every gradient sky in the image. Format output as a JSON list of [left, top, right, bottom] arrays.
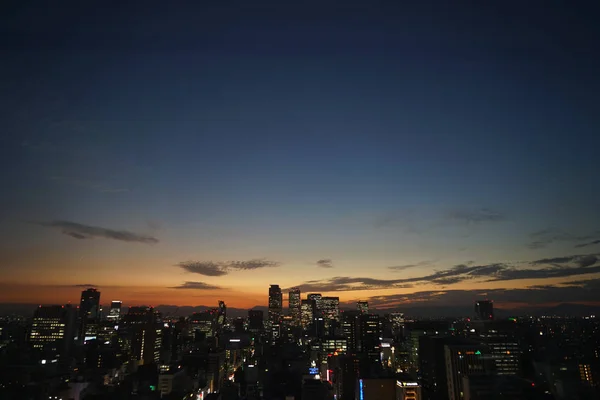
[[1, 1, 599, 310]]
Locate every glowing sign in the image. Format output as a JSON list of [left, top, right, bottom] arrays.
[[475, 350, 481, 355], [359, 379, 364, 400], [381, 343, 391, 348], [309, 367, 319, 375], [229, 339, 241, 342]]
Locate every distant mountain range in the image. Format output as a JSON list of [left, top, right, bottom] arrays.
[[1, 303, 598, 319]]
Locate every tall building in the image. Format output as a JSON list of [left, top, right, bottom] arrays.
[[268, 284, 283, 323], [481, 334, 521, 375], [189, 311, 215, 338], [80, 288, 101, 320], [321, 297, 340, 322], [28, 305, 77, 357], [357, 314, 381, 362], [301, 299, 314, 330], [307, 293, 322, 314], [342, 311, 359, 352], [248, 310, 264, 333], [475, 300, 494, 320], [445, 342, 493, 400], [289, 287, 301, 325], [389, 312, 405, 335], [123, 306, 162, 365], [107, 301, 122, 322], [217, 300, 226, 330], [357, 300, 369, 314]]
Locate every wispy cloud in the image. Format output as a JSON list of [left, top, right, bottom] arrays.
[[170, 281, 222, 290], [527, 228, 600, 249], [50, 176, 129, 193], [293, 253, 600, 292], [36, 220, 159, 244], [388, 260, 434, 271], [575, 239, 600, 249], [177, 258, 281, 276], [316, 259, 334, 268], [72, 284, 98, 288], [446, 208, 505, 224]]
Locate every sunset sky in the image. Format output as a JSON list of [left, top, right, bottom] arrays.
[[1, 1, 599, 311]]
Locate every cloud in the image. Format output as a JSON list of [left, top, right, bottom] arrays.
[[527, 228, 600, 249], [316, 259, 334, 268], [177, 258, 280, 276], [388, 260, 434, 271], [292, 254, 600, 292], [446, 208, 505, 224], [37, 220, 159, 244], [575, 239, 600, 249], [50, 176, 129, 193], [170, 281, 222, 290], [72, 284, 98, 288]]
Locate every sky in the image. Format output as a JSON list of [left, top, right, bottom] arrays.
[[1, 1, 599, 311]]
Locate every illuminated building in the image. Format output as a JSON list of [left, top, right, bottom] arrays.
[[390, 312, 405, 335], [444, 343, 493, 400], [579, 363, 596, 386], [357, 314, 381, 362], [189, 311, 215, 338], [321, 296, 340, 322], [289, 287, 301, 325], [28, 304, 76, 356], [322, 337, 347, 354], [107, 301, 122, 322], [268, 284, 283, 323], [124, 306, 162, 365], [396, 378, 422, 400], [357, 300, 369, 314], [481, 334, 521, 375], [301, 300, 313, 330], [308, 293, 322, 313], [79, 288, 101, 340], [475, 300, 494, 320], [342, 310, 359, 352]]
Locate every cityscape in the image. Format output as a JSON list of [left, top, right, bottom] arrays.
[[0, 286, 599, 399], [1, 1, 600, 399]]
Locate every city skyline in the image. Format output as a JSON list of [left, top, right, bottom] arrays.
[[1, 2, 600, 310]]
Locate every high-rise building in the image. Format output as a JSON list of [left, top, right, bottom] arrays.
[[248, 310, 264, 333], [321, 297, 340, 322], [481, 334, 521, 375], [28, 305, 77, 357], [475, 300, 494, 320], [123, 306, 162, 365], [217, 300, 226, 330], [107, 301, 122, 322], [357, 301, 369, 314], [189, 311, 215, 338], [301, 300, 314, 330], [445, 342, 493, 400], [357, 314, 381, 362], [289, 287, 301, 325], [396, 377, 423, 400], [389, 312, 405, 335], [80, 288, 101, 320], [342, 311, 359, 352], [307, 293, 322, 313], [268, 284, 283, 323]]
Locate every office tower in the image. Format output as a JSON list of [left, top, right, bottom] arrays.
[[342, 310, 359, 352], [289, 287, 301, 325], [28, 305, 76, 357], [189, 311, 215, 338], [389, 312, 405, 335], [107, 301, 122, 322], [357, 300, 369, 314], [301, 299, 314, 330], [475, 300, 494, 320], [233, 317, 245, 333], [481, 334, 521, 375], [217, 300, 226, 330], [80, 288, 101, 320], [321, 297, 340, 322], [307, 293, 322, 313], [248, 310, 264, 333], [268, 284, 283, 323], [357, 314, 381, 362], [123, 306, 162, 365], [445, 342, 493, 400]]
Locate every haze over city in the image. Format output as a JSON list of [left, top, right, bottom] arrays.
[[1, 1, 599, 312]]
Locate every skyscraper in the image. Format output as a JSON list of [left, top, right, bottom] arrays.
[[357, 300, 369, 314], [28, 304, 77, 357], [475, 300, 494, 320], [321, 296, 340, 322], [248, 310, 264, 333], [268, 284, 283, 323], [301, 299, 313, 330], [357, 314, 381, 362], [107, 301, 122, 322], [288, 287, 301, 325], [307, 293, 322, 313], [445, 342, 493, 400], [80, 288, 101, 320], [123, 306, 162, 365]]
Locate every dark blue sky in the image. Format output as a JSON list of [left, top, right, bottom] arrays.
[[1, 1, 599, 307]]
